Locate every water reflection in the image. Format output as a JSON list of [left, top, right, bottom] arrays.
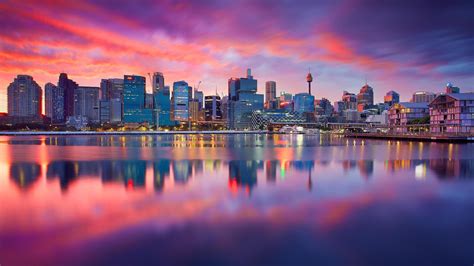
[[7, 158, 474, 193]]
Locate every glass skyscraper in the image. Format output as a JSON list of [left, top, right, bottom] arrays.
[[172, 81, 192, 122], [45, 83, 64, 123], [293, 93, 315, 114], [123, 75, 153, 124]]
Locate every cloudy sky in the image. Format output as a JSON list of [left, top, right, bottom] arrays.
[[0, 0, 473, 111]]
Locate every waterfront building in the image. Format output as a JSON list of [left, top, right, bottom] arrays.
[[45, 83, 64, 123], [171, 81, 192, 122], [227, 69, 264, 129], [151, 72, 165, 91], [74, 86, 100, 123], [123, 75, 153, 124], [388, 102, 429, 130], [205, 95, 222, 121], [384, 90, 400, 107], [429, 93, 474, 133], [250, 109, 305, 130], [412, 91, 436, 103], [343, 109, 360, 122], [293, 93, 315, 114], [154, 85, 172, 127], [265, 81, 276, 106], [445, 82, 460, 94], [145, 93, 154, 109], [357, 84, 374, 112], [221, 96, 229, 121], [189, 99, 201, 122], [7, 75, 42, 118], [366, 110, 388, 125], [58, 73, 78, 118]]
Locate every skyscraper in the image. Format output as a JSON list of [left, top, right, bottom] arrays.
[[265, 81, 276, 104], [357, 84, 374, 111], [384, 90, 400, 107], [7, 75, 42, 117], [228, 69, 264, 129], [171, 81, 192, 122], [151, 72, 165, 91], [205, 95, 222, 121], [342, 91, 357, 110], [74, 86, 100, 123], [123, 75, 153, 124], [100, 78, 124, 100], [58, 73, 78, 118], [194, 90, 204, 110], [412, 91, 436, 103], [293, 93, 315, 113], [45, 83, 64, 123]]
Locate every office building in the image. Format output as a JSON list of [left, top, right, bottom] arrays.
[[100, 78, 124, 100], [123, 75, 153, 124], [58, 73, 78, 118], [189, 99, 201, 122], [227, 69, 264, 129], [265, 81, 276, 105], [429, 93, 474, 133], [194, 90, 204, 110], [342, 91, 357, 110], [45, 83, 64, 123], [412, 91, 436, 103], [384, 90, 400, 107], [357, 84, 374, 111], [171, 81, 192, 122], [293, 93, 315, 114], [205, 95, 222, 121], [7, 75, 42, 118], [74, 86, 100, 123]]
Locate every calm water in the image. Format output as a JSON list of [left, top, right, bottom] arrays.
[[0, 134, 473, 265]]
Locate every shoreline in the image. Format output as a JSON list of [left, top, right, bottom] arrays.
[[0, 130, 272, 136]]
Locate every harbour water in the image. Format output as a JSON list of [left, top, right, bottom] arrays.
[[0, 134, 473, 265]]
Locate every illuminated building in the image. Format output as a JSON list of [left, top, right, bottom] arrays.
[[388, 102, 429, 130], [205, 95, 222, 121], [171, 81, 192, 122], [429, 93, 474, 133], [123, 75, 153, 124], [45, 82, 64, 123], [412, 91, 436, 103], [293, 93, 314, 114], [265, 81, 276, 105], [7, 75, 42, 118], [342, 91, 357, 110]]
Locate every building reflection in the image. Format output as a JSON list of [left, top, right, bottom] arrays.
[[7, 157, 473, 193], [10, 162, 41, 190], [228, 160, 263, 193]]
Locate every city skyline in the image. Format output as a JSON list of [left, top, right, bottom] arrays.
[[1, 1, 473, 112]]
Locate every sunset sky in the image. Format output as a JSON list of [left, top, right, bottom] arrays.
[[0, 0, 473, 112]]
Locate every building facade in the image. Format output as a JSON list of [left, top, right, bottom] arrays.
[[429, 93, 474, 133], [123, 75, 153, 124], [357, 84, 374, 111], [45, 82, 64, 123], [171, 81, 192, 122], [388, 102, 429, 131], [384, 90, 400, 107], [293, 93, 315, 114], [204, 95, 222, 121], [74, 86, 100, 123], [58, 73, 78, 119], [7, 75, 42, 118], [412, 91, 436, 103], [265, 81, 276, 105]]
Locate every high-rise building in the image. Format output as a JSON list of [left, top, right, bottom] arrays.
[[154, 85, 172, 126], [445, 82, 460, 94], [123, 75, 153, 124], [171, 81, 192, 122], [265, 81, 276, 104], [293, 93, 315, 113], [205, 95, 222, 121], [151, 72, 165, 91], [315, 98, 333, 116], [227, 69, 264, 129], [45, 83, 64, 123], [7, 75, 42, 118], [194, 90, 204, 110], [100, 78, 124, 100], [58, 73, 78, 118], [189, 99, 201, 122], [384, 90, 400, 107], [412, 91, 436, 103], [74, 86, 100, 123], [342, 91, 357, 110], [357, 84, 374, 111]]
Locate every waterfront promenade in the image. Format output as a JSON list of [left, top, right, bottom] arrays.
[[0, 130, 269, 136], [345, 132, 474, 142]]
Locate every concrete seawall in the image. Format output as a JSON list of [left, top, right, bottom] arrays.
[[0, 130, 271, 136]]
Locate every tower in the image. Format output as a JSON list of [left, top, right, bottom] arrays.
[[306, 69, 313, 95]]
